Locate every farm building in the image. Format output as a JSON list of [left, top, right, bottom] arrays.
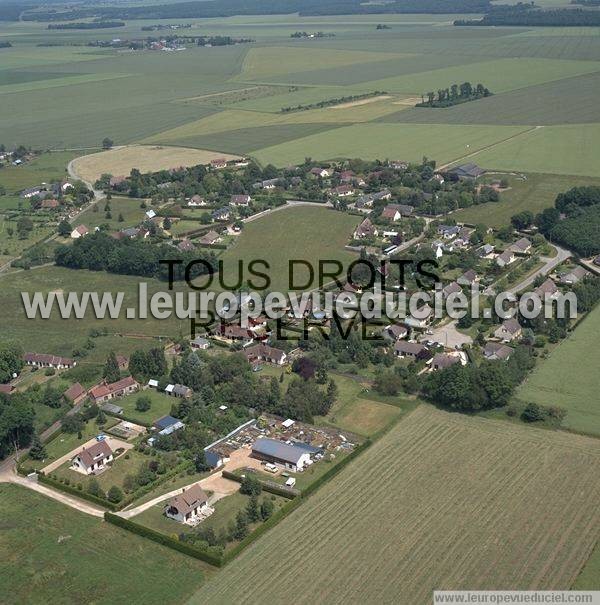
[[445, 163, 485, 180], [71, 441, 113, 475], [164, 485, 212, 525], [251, 438, 312, 472]]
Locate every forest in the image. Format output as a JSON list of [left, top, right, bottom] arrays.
[[456, 7, 600, 26]]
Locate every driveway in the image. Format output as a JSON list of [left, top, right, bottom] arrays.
[[41, 436, 133, 474], [420, 319, 472, 349], [119, 446, 265, 519]]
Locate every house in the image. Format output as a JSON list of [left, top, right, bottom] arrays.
[[70, 224, 89, 239], [354, 196, 374, 211], [310, 167, 330, 178], [20, 186, 45, 199], [372, 189, 392, 202], [394, 341, 428, 359], [442, 281, 462, 298], [494, 318, 522, 342], [244, 343, 287, 366], [251, 438, 312, 472], [511, 237, 532, 254], [261, 178, 280, 189], [534, 278, 559, 300], [383, 324, 408, 342], [145, 209, 157, 220], [477, 244, 495, 258], [115, 355, 128, 370], [190, 336, 210, 350], [332, 185, 355, 197], [230, 194, 251, 206], [558, 266, 589, 285], [212, 208, 230, 221], [177, 239, 196, 252], [457, 269, 479, 287], [187, 195, 206, 207], [71, 441, 113, 475], [430, 353, 461, 371], [154, 415, 183, 432], [445, 163, 485, 180], [210, 158, 228, 169], [119, 227, 149, 239], [89, 376, 138, 404], [455, 227, 474, 247], [221, 324, 254, 343], [165, 383, 193, 398], [354, 218, 378, 239], [23, 353, 76, 370], [381, 206, 401, 222], [164, 485, 211, 525], [594, 255, 600, 267], [496, 250, 516, 267], [437, 225, 460, 239], [198, 230, 222, 246], [63, 382, 87, 405], [430, 173, 445, 185], [484, 342, 514, 361]]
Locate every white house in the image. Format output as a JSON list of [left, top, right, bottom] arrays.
[[70, 224, 89, 239], [164, 484, 213, 525], [71, 441, 113, 475]]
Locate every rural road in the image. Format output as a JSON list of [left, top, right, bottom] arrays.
[[508, 244, 571, 294]]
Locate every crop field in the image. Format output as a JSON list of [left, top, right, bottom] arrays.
[[218, 205, 360, 292], [70, 145, 241, 184], [1, 15, 598, 175], [453, 172, 600, 229], [517, 304, 600, 438], [0, 484, 207, 605], [191, 405, 600, 603]]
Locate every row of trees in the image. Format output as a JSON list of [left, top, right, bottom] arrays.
[[280, 91, 386, 113], [417, 82, 491, 108]]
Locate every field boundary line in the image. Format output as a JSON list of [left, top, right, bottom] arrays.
[[439, 125, 543, 170]]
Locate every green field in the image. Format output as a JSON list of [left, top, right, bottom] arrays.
[[1, 15, 599, 175], [0, 484, 207, 605], [117, 389, 175, 425], [190, 405, 600, 603], [218, 205, 360, 292], [453, 172, 600, 229], [517, 304, 600, 437]]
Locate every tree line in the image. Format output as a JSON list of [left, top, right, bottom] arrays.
[[280, 91, 387, 113], [456, 7, 600, 26], [416, 82, 492, 108]]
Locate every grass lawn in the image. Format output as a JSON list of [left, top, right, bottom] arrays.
[[37, 417, 119, 468], [218, 205, 360, 292], [0, 484, 207, 605], [453, 172, 600, 229], [53, 448, 149, 492], [76, 196, 147, 231], [516, 304, 600, 437], [118, 389, 175, 425], [134, 490, 287, 550]]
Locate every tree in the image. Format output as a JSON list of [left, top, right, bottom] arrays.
[[58, 219, 72, 237], [117, 213, 124, 222], [103, 351, 121, 383], [521, 402, 546, 423], [87, 478, 103, 497], [135, 395, 151, 412], [16, 216, 33, 239], [102, 138, 114, 150], [240, 474, 262, 496], [62, 413, 84, 434], [96, 409, 106, 426], [107, 485, 123, 503], [260, 498, 274, 520], [29, 434, 46, 460], [41, 385, 62, 408], [246, 494, 260, 522], [233, 510, 249, 540], [163, 217, 172, 230], [511, 211, 533, 231]]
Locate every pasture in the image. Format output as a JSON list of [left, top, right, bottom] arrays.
[[516, 304, 600, 438], [218, 205, 360, 292], [0, 484, 207, 605], [70, 145, 240, 184], [191, 405, 600, 603]]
